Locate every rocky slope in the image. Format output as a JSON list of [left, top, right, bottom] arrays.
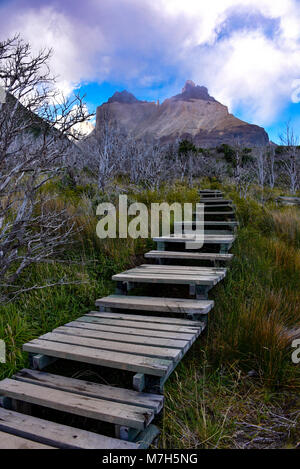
[[95, 81, 269, 147]]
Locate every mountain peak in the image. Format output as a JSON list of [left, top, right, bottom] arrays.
[[96, 81, 269, 147], [172, 81, 216, 102], [107, 90, 139, 104], [182, 80, 196, 93]]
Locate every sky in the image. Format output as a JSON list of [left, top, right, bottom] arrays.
[[1, 0, 300, 142]]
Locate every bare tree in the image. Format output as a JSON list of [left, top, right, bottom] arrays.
[[0, 36, 92, 301], [266, 144, 276, 189], [279, 123, 300, 194]]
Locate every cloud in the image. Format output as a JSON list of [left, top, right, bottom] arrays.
[[0, 0, 300, 126]]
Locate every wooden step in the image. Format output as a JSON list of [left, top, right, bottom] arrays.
[[199, 198, 232, 204], [38, 331, 182, 361], [153, 234, 235, 244], [87, 311, 204, 326], [83, 311, 202, 333], [177, 221, 238, 226], [96, 295, 214, 315], [58, 322, 191, 348], [175, 229, 232, 235], [0, 430, 55, 449], [198, 190, 222, 195], [145, 250, 233, 262], [202, 204, 234, 209], [198, 211, 235, 216], [113, 264, 226, 286], [64, 319, 198, 341], [23, 339, 173, 377], [14, 369, 163, 413], [0, 376, 158, 430], [23, 309, 203, 379], [0, 407, 138, 449]]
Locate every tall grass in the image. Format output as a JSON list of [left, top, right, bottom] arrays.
[[0, 180, 299, 447]]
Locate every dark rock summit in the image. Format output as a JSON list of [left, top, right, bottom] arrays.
[[172, 80, 216, 102], [95, 81, 269, 147], [107, 90, 140, 104]]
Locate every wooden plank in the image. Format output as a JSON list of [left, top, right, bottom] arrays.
[[0, 378, 155, 430], [137, 264, 227, 273], [145, 250, 233, 262], [202, 204, 234, 209], [87, 311, 203, 326], [201, 211, 235, 215], [126, 269, 225, 278], [14, 369, 164, 413], [112, 272, 221, 286], [38, 332, 182, 361], [200, 199, 232, 203], [65, 320, 197, 341], [54, 325, 190, 350], [0, 408, 138, 449], [23, 340, 173, 377], [0, 430, 55, 449], [199, 190, 222, 194], [153, 235, 235, 243], [190, 221, 238, 225], [96, 294, 214, 314], [82, 314, 201, 333]]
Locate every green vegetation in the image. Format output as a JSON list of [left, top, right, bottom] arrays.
[[0, 179, 299, 448]]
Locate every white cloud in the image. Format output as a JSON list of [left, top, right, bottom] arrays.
[[0, 0, 300, 127]]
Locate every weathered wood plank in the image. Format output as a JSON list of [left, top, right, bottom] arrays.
[[145, 250, 232, 262], [182, 221, 238, 225], [200, 197, 232, 204], [82, 314, 201, 333], [87, 311, 203, 326], [201, 211, 235, 215], [54, 325, 190, 350], [96, 294, 214, 314], [38, 332, 182, 361], [0, 430, 56, 449], [137, 264, 227, 273], [0, 408, 138, 449], [153, 234, 235, 244], [112, 272, 221, 285], [14, 370, 164, 413], [23, 340, 173, 376], [0, 378, 155, 429], [65, 319, 197, 341]]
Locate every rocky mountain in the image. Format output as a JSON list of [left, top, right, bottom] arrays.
[[95, 80, 269, 147]]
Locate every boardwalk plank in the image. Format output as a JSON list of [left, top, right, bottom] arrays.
[[39, 332, 182, 361], [65, 320, 197, 341], [145, 250, 232, 262], [14, 369, 164, 413], [0, 430, 55, 449], [0, 408, 138, 449], [23, 340, 173, 376], [54, 325, 190, 349], [87, 311, 203, 326], [96, 295, 214, 314], [82, 314, 201, 333], [0, 378, 156, 429]]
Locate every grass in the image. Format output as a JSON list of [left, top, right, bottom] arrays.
[[0, 180, 299, 448], [161, 189, 300, 448]]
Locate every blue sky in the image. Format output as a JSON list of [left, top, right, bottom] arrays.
[[1, 0, 300, 143]]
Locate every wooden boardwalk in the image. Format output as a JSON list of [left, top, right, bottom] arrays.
[[0, 189, 237, 448]]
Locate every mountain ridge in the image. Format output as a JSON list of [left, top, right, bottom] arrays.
[[95, 81, 269, 147]]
